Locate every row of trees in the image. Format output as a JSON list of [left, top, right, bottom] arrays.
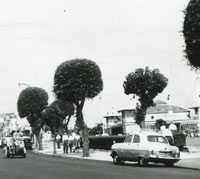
[[16, 0, 200, 156], [17, 58, 168, 157]]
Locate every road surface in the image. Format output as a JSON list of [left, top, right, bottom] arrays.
[[0, 150, 199, 179]]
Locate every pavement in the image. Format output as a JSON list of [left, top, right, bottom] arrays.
[[34, 141, 200, 170]]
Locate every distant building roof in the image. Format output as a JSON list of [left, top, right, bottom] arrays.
[[104, 107, 121, 118], [147, 101, 189, 114], [117, 100, 189, 114]]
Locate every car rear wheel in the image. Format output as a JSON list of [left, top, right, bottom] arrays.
[[138, 157, 147, 167]]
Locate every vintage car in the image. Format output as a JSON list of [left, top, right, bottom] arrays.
[[111, 131, 180, 167]]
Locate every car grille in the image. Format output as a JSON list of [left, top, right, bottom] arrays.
[[159, 151, 175, 157]]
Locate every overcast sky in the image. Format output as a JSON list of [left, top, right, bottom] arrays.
[[0, 0, 198, 127]]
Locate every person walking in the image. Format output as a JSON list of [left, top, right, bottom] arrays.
[[56, 134, 61, 149], [161, 125, 174, 145], [62, 132, 69, 153], [74, 133, 81, 152], [68, 133, 74, 153]]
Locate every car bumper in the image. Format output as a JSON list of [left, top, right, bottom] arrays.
[[149, 156, 180, 163]]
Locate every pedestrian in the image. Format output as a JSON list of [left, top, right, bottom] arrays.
[[62, 132, 69, 153], [56, 133, 61, 149], [161, 125, 174, 145], [169, 122, 177, 131], [74, 133, 81, 152], [68, 133, 74, 152]]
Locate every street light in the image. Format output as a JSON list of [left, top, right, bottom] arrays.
[[18, 83, 31, 87]]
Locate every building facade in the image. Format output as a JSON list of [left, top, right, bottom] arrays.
[[104, 100, 199, 135]]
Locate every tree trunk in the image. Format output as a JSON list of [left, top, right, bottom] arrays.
[[53, 134, 57, 154], [82, 125, 89, 157], [76, 101, 89, 157], [36, 132, 43, 150]]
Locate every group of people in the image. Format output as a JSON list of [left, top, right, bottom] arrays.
[[56, 132, 81, 153], [4, 130, 24, 153], [160, 122, 177, 145]]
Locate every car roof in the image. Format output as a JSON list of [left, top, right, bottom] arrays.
[[128, 130, 163, 137]]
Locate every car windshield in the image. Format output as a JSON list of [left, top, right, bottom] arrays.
[[147, 135, 168, 143], [125, 135, 133, 143]]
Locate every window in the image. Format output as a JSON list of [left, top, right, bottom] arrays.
[[147, 136, 168, 143], [125, 135, 132, 143], [133, 135, 140, 143]]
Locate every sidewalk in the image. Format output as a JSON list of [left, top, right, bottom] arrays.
[[34, 141, 200, 170]]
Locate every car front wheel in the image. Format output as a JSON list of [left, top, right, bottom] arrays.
[[113, 154, 122, 165]]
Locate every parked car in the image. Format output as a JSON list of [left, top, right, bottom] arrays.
[[111, 131, 180, 167]]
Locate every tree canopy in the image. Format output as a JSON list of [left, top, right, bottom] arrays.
[[123, 67, 168, 124], [155, 119, 167, 130], [17, 87, 48, 120], [43, 100, 74, 134], [183, 0, 200, 69], [53, 58, 103, 105]]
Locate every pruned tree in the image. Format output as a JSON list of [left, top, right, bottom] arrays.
[[17, 87, 48, 150], [53, 58, 103, 157], [123, 67, 168, 126], [42, 99, 74, 154], [183, 0, 200, 69]]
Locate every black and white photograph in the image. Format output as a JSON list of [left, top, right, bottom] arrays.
[[0, 0, 199, 178]]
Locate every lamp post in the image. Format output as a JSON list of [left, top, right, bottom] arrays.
[[18, 83, 31, 87]]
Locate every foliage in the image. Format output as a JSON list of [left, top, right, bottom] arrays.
[[53, 58, 103, 104], [43, 100, 74, 134], [88, 123, 103, 136], [135, 104, 146, 125], [155, 119, 167, 130], [183, 0, 200, 69], [17, 87, 48, 126], [50, 99, 74, 119], [123, 67, 168, 124]]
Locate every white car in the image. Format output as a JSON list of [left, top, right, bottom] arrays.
[[111, 131, 180, 167]]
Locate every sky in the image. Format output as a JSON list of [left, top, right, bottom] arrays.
[[0, 0, 198, 127]]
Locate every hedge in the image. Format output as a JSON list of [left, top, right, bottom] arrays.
[[89, 135, 126, 150]]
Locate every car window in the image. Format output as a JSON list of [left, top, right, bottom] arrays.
[[147, 136, 168, 143], [125, 135, 133, 143], [133, 135, 140, 143]]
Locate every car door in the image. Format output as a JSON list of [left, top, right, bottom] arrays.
[[119, 135, 133, 160], [124, 134, 141, 161]]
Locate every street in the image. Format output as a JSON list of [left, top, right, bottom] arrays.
[[0, 150, 199, 179]]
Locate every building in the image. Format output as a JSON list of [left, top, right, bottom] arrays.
[[103, 108, 122, 135], [104, 100, 199, 135], [0, 113, 31, 136], [145, 100, 198, 131]]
